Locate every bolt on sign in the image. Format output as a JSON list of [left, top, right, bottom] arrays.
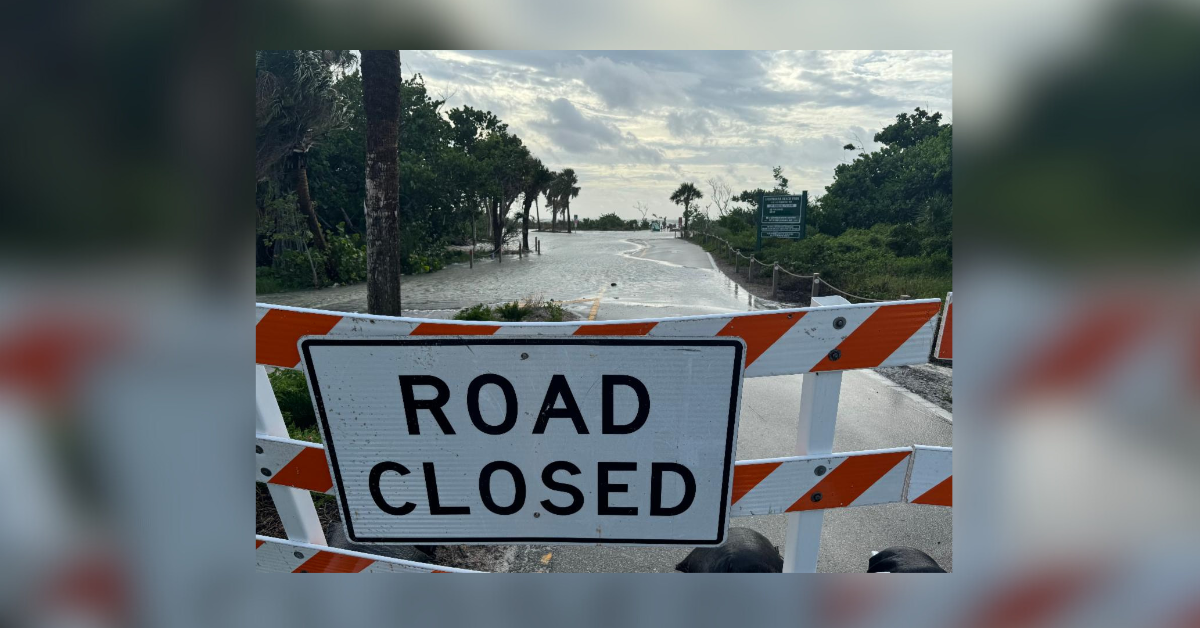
[[757, 192, 807, 250], [300, 337, 746, 546]]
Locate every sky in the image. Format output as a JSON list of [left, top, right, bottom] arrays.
[[401, 50, 952, 222]]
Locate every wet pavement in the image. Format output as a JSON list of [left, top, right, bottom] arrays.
[[258, 230, 777, 319], [258, 230, 952, 572]]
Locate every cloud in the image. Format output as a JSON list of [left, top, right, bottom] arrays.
[[529, 98, 664, 165], [529, 97, 622, 153], [574, 56, 697, 110], [666, 110, 718, 138]]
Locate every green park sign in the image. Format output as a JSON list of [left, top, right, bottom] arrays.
[[757, 192, 807, 250]]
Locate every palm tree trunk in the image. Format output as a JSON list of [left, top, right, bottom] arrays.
[[535, 197, 541, 232], [551, 203, 557, 232], [566, 203, 572, 233], [362, 50, 402, 315], [521, 195, 533, 251], [491, 197, 502, 262]]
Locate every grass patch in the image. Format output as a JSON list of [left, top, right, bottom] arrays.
[[267, 369, 318, 437]]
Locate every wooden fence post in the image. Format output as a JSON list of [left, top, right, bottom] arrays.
[[747, 257, 753, 282], [811, 272, 821, 302], [772, 264, 779, 299]]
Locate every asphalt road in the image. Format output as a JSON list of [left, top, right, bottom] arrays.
[[261, 230, 952, 572]]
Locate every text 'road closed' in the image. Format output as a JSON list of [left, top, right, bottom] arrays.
[[301, 337, 744, 545]]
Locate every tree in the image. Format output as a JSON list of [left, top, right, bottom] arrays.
[[521, 158, 554, 250], [549, 169, 580, 233], [771, 166, 789, 193], [669, 182, 703, 231], [361, 50, 402, 315], [706, 177, 732, 217], [476, 130, 529, 258], [817, 109, 951, 241], [255, 50, 355, 275], [633, 201, 650, 222], [873, 108, 943, 149]]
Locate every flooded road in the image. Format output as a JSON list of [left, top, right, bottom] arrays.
[[258, 230, 776, 321]]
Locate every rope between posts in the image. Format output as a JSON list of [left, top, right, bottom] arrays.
[[818, 279, 887, 302], [776, 265, 813, 279], [698, 231, 894, 302]]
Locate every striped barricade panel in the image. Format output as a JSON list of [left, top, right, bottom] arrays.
[[255, 535, 480, 573], [730, 448, 914, 516], [905, 445, 952, 506], [254, 300, 943, 378], [257, 434, 951, 514], [934, 291, 953, 360], [256, 434, 334, 494]]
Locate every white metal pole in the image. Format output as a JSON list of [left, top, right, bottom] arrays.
[[256, 365, 328, 545], [782, 370, 842, 572]]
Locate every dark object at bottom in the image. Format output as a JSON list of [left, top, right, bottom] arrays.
[[675, 527, 782, 573], [868, 546, 946, 573]]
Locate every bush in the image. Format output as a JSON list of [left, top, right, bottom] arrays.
[[273, 249, 323, 290], [454, 304, 494, 321], [495, 301, 530, 321], [326, 225, 368, 283], [268, 369, 316, 431], [453, 298, 569, 322], [255, 267, 287, 294]]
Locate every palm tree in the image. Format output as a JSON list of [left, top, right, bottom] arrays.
[[255, 50, 354, 274], [669, 182, 703, 232], [554, 168, 580, 233], [521, 158, 554, 250], [361, 50, 402, 315]]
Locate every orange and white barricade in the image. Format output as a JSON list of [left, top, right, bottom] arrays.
[[255, 298, 952, 573]]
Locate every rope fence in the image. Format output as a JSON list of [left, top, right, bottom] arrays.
[[692, 231, 907, 305]]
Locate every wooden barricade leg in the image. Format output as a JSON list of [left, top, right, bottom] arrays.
[[256, 365, 327, 545], [782, 370, 842, 572]]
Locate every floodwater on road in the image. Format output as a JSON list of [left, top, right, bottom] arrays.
[[258, 230, 777, 321]]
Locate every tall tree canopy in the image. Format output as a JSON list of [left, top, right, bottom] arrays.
[[257, 51, 582, 287], [814, 107, 951, 249]]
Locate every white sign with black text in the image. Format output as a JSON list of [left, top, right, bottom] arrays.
[[301, 337, 745, 546]]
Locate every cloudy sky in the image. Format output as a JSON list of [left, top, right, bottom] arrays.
[[401, 50, 952, 221]]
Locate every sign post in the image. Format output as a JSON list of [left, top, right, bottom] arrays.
[[757, 191, 807, 252], [301, 337, 746, 546]]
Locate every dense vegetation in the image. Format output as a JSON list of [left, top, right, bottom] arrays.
[[256, 51, 583, 293], [575, 213, 650, 231], [452, 298, 568, 322], [687, 108, 952, 299]]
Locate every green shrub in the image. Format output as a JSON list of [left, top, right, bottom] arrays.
[[545, 301, 565, 322], [495, 300, 530, 321], [454, 304, 494, 321], [326, 225, 368, 283], [268, 369, 316, 431], [255, 267, 287, 294], [273, 249, 323, 290]]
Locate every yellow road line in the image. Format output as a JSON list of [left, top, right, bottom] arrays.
[[587, 285, 609, 321]]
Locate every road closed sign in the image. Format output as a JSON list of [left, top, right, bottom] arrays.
[[300, 337, 745, 546]]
